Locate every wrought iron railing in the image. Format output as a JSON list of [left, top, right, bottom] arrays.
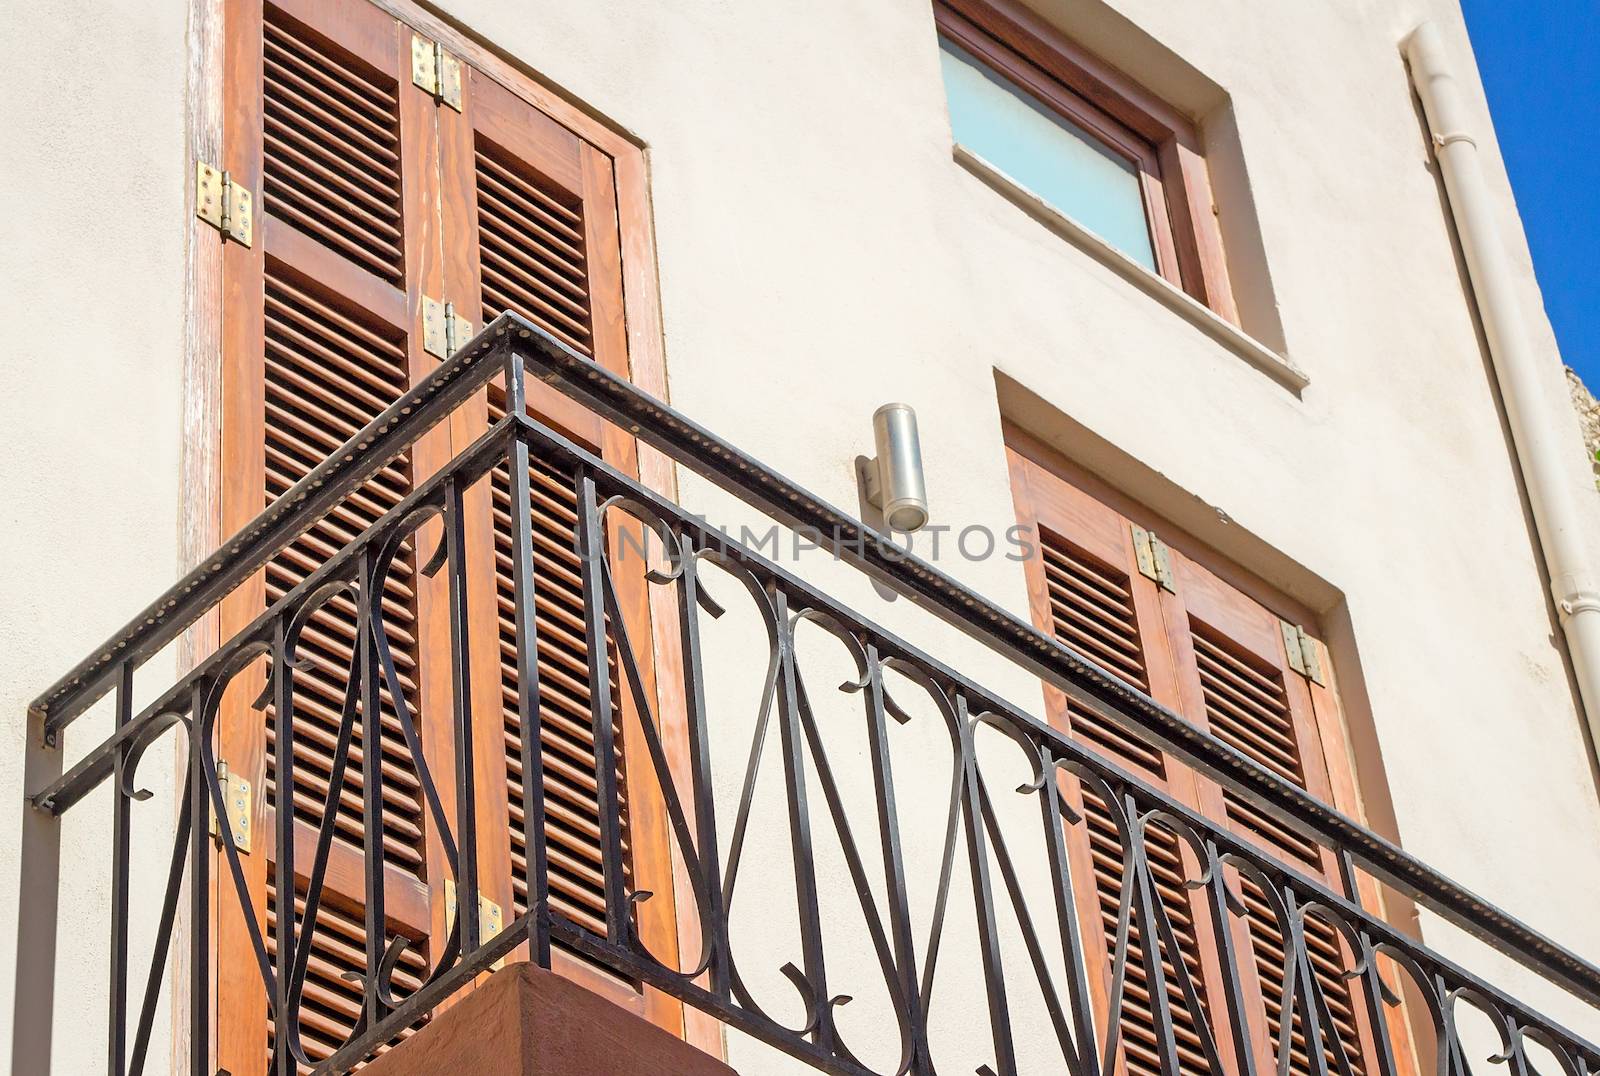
[[22, 315, 1600, 1075]]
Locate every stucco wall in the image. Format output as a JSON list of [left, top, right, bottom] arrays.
[[0, 0, 188, 1069], [4, 0, 1600, 1069]]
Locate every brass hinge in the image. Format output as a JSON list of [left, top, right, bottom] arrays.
[[444, 880, 505, 969], [207, 760, 253, 853], [1130, 525, 1175, 592], [195, 162, 253, 246], [411, 33, 463, 110], [421, 296, 474, 359], [1280, 620, 1326, 686]]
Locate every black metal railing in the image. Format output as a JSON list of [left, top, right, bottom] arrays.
[[23, 315, 1600, 1075]]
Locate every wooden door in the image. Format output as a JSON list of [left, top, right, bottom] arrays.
[[1006, 427, 1409, 1076], [212, 0, 681, 1070]]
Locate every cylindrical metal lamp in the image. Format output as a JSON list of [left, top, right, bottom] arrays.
[[865, 402, 929, 532]]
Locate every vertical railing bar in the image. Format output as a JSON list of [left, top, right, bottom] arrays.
[[972, 772, 1084, 1071], [1124, 795, 1182, 1076], [281, 629, 365, 1072], [129, 762, 194, 1076], [669, 536, 730, 996], [770, 587, 833, 1051], [108, 661, 133, 1076], [955, 694, 1018, 1076], [272, 615, 297, 1076], [861, 644, 930, 1073], [1436, 972, 1469, 1076], [914, 699, 968, 1020], [1202, 844, 1263, 1076], [188, 682, 211, 1076], [1336, 850, 1400, 1076], [505, 425, 552, 966], [444, 475, 480, 955], [1137, 821, 1231, 1076], [1286, 887, 1334, 1076], [356, 549, 389, 1027], [575, 472, 629, 942], [1503, 1009, 1534, 1076], [1037, 756, 1103, 1076]]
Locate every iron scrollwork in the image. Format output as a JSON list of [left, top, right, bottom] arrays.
[[24, 322, 1600, 1076]]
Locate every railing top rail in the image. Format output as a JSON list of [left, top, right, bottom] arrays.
[[28, 312, 1600, 1016]]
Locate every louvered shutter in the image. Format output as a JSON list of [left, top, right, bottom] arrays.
[[1159, 553, 1385, 1076], [1007, 438, 1238, 1076], [432, 62, 683, 1020], [215, 0, 683, 1067], [1006, 431, 1402, 1076], [216, 0, 453, 1070]]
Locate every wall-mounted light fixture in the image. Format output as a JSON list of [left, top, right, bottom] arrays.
[[858, 402, 929, 533]]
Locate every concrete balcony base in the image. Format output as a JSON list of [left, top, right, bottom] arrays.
[[362, 962, 735, 1076]]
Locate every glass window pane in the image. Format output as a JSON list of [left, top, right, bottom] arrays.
[[939, 38, 1158, 272]]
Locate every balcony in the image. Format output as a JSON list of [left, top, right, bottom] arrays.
[[21, 316, 1600, 1075]]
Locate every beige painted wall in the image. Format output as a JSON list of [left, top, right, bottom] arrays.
[[0, 0, 190, 1070], [4, 0, 1600, 1069]]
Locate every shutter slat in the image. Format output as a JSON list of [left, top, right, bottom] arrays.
[[265, 129, 403, 225], [479, 257, 594, 341], [475, 208, 591, 307], [1084, 792, 1215, 1076], [263, 3, 404, 285], [262, 41, 402, 145], [267, 880, 426, 1071], [474, 152, 585, 237], [262, 19, 398, 113], [265, 290, 407, 382], [263, 266, 428, 882], [262, 156, 404, 243], [1038, 530, 1167, 777], [474, 139, 594, 358]]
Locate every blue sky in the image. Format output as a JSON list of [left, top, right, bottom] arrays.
[[1461, 0, 1600, 389]]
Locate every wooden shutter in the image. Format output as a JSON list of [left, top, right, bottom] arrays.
[[1158, 552, 1384, 1076], [1006, 427, 1406, 1076], [432, 61, 684, 1023], [1008, 438, 1238, 1076], [471, 117, 619, 935], [216, 0, 686, 1066], [213, 0, 470, 1069]]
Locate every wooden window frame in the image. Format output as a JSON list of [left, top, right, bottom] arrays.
[[935, 0, 1238, 323], [181, 0, 723, 1065]]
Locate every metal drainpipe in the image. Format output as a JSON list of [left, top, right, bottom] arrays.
[[1406, 21, 1600, 760]]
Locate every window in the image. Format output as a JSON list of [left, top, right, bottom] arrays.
[[939, 37, 1160, 271], [935, 0, 1237, 321], [1005, 426, 1416, 1076]]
